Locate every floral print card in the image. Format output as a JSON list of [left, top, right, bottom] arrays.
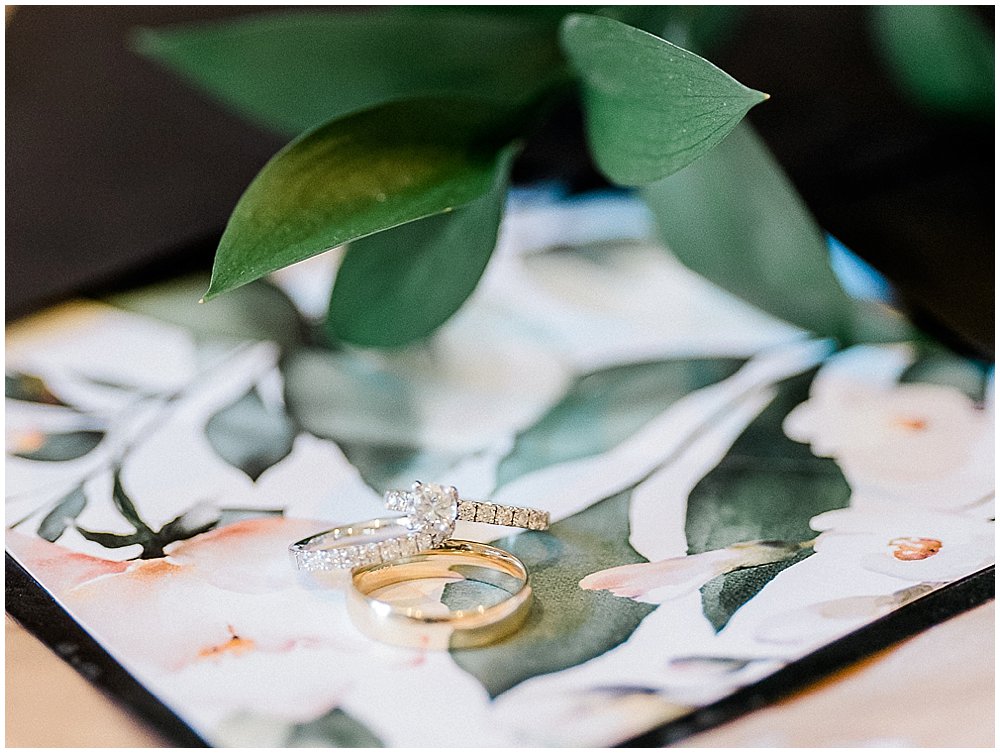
[[5, 193, 994, 746]]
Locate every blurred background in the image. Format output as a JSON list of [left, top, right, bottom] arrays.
[[6, 6, 994, 357]]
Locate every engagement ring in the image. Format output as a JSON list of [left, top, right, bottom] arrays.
[[289, 482, 550, 573], [385, 480, 550, 534]]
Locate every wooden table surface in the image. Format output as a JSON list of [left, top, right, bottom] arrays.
[[5, 601, 994, 747]]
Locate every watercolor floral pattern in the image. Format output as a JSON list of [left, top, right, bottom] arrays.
[[580, 540, 807, 604], [6, 196, 994, 746]]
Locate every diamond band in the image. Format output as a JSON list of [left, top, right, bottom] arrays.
[[385, 481, 550, 532], [290, 484, 550, 574], [289, 516, 448, 572]]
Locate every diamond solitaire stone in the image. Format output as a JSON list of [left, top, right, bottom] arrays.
[[379, 481, 551, 541], [405, 481, 458, 536]]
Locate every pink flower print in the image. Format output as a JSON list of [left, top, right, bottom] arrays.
[[580, 540, 806, 604]]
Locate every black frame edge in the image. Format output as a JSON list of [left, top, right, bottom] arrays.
[[621, 565, 995, 747], [5, 553, 209, 747]]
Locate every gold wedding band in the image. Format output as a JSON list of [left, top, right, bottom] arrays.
[[346, 540, 533, 649]]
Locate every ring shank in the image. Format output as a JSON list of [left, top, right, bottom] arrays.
[[295, 516, 408, 549], [289, 515, 443, 571]]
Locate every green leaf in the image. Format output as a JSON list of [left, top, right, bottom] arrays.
[[205, 97, 517, 301], [282, 349, 417, 443], [155, 505, 222, 545], [700, 549, 812, 633], [205, 386, 296, 481], [871, 6, 994, 117], [37, 486, 88, 542], [112, 470, 153, 534], [135, 10, 568, 136], [335, 441, 461, 497], [214, 708, 384, 748], [642, 122, 911, 344], [217, 507, 284, 527], [449, 488, 654, 697], [559, 13, 767, 185], [496, 357, 744, 487], [325, 147, 516, 347], [899, 346, 992, 404], [104, 275, 306, 349], [12, 431, 104, 462], [281, 347, 453, 491], [75, 527, 149, 550], [284, 708, 384, 748], [78, 503, 221, 560], [685, 369, 850, 631], [5, 372, 69, 406]]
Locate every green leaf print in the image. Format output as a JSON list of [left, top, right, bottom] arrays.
[[496, 358, 744, 487], [285, 707, 384, 748], [205, 386, 296, 481], [448, 487, 654, 697], [899, 347, 992, 404], [685, 368, 850, 631]]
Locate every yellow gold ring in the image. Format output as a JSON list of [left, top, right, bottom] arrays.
[[347, 540, 533, 649]]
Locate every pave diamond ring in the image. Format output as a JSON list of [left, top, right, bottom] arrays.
[[385, 481, 550, 533], [289, 515, 450, 572]]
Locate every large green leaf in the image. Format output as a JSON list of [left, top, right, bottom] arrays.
[[641, 122, 911, 344], [448, 488, 654, 697], [204, 97, 517, 301], [135, 10, 568, 136], [685, 369, 850, 631], [325, 147, 516, 347], [871, 6, 994, 117], [496, 357, 743, 487], [559, 13, 766, 185]]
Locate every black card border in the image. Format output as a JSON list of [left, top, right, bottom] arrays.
[[5, 552, 993, 748], [5, 553, 209, 747]]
